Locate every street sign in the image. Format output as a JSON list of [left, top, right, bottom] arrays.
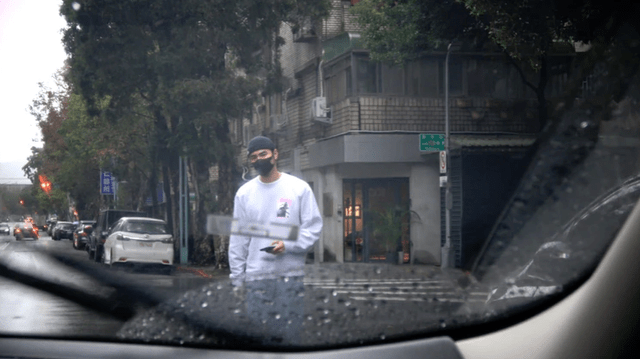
[[145, 183, 165, 205], [100, 172, 114, 195], [440, 151, 447, 174], [420, 133, 445, 152], [440, 176, 447, 187]]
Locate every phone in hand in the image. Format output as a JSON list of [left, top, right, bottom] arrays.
[[260, 245, 276, 252]]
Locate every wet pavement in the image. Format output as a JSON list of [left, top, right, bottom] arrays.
[[0, 233, 486, 343], [0, 234, 214, 337]]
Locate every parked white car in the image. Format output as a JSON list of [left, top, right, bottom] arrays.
[[102, 217, 174, 267]]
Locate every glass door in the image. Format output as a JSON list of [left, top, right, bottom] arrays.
[[343, 182, 364, 262], [343, 178, 410, 263]]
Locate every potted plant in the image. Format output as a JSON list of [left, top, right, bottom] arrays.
[[372, 207, 420, 264]]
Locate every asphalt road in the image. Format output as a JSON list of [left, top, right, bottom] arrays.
[[0, 233, 211, 338]]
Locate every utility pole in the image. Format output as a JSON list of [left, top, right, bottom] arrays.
[[442, 42, 458, 268]]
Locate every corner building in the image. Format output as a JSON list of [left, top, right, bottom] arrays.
[[230, 0, 572, 267]]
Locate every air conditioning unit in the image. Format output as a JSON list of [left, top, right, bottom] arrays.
[[311, 97, 332, 125]]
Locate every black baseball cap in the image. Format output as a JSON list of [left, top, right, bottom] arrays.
[[247, 136, 275, 156]]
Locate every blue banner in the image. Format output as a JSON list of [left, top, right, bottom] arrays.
[[145, 183, 165, 205], [100, 172, 115, 195]]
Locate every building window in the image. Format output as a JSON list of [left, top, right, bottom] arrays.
[[405, 59, 438, 97], [381, 64, 404, 95], [355, 56, 378, 94]]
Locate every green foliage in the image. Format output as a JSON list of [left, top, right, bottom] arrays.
[[372, 207, 420, 253], [0, 187, 24, 217], [350, 0, 421, 65], [352, 0, 486, 65]]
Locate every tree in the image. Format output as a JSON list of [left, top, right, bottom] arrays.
[[60, 0, 331, 264], [351, 0, 486, 65]]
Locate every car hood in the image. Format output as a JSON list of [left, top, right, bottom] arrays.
[[117, 264, 482, 350]]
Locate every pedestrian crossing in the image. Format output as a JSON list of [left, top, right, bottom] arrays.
[[303, 278, 489, 303]]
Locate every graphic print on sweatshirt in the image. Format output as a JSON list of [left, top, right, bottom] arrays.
[[277, 198, 292, 218]]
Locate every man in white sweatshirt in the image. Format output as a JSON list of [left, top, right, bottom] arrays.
[[228, 136, 323, 283]]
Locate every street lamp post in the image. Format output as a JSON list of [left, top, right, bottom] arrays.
[[442, 42, 457, 268]]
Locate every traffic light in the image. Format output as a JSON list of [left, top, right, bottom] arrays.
[[39, 174, 52, 195]]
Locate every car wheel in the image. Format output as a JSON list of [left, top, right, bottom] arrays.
[[106, 249, 114, 267], [163, 265, 174, 275], [94, 245, 103, 263], [100, 247, 111, 267]]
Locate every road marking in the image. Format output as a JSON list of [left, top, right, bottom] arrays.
[[0, 242, 10, 251], [304, 277, 489, 304]]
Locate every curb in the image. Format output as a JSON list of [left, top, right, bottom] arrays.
[[176, 266, 215, 278]]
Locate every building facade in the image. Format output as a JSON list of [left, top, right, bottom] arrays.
[[230, 0, 572, 267]]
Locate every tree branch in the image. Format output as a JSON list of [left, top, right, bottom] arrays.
[[506, 53, 538, 93]]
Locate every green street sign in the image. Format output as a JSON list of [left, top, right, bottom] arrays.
[[420, 133, 445, 152]]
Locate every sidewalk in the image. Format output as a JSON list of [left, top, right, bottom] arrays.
[[176, 262, 474, 285]]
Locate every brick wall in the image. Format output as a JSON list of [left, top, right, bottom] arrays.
[[320, 96, 540, 137]]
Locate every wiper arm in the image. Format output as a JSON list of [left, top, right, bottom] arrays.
[[0, 250, 264, 347], [0, 252, 164, 321]]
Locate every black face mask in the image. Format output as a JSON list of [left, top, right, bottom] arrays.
[[253, 157, 274, 177]]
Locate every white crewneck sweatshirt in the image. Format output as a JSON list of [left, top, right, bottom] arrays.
[[228, 172, 323, 281]]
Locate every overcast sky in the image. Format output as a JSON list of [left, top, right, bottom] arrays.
[[0, 0, 67, 166]]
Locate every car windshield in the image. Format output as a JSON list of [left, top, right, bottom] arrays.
[[0, 0, 638, 353]]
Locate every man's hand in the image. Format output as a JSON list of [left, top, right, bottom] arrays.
[[270, 240, 285, 254]]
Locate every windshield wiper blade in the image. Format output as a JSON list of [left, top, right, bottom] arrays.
[[0, 250, 263, 347], [0, 259, 138, 321]]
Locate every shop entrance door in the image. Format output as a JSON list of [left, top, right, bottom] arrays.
[[343, 178, 410, 263]]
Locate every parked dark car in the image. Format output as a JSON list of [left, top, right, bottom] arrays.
[[73, 220, 96, 250], [14, 222, 39, 240], [52, 221, 75, 241], [87, 209, 147, 262], [0, 223, 11, 236]]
